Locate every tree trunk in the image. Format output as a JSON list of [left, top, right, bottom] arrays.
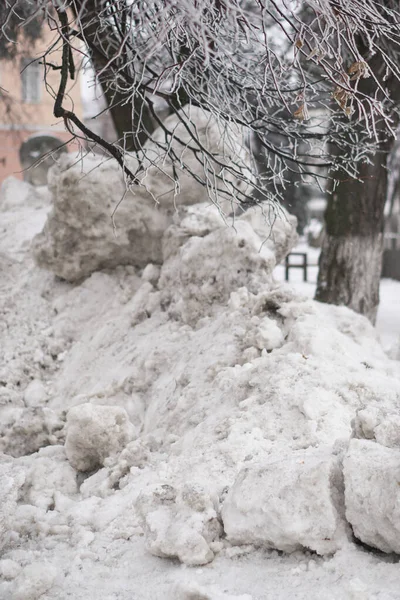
[[316, 141, 393, 323], [315, 32, 400, 323], [73, 0, 155, 151]]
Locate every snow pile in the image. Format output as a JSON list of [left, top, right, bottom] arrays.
[[32, 107, 252, 282], [2, 111, 400, 598], [25, 188, 400, 565]]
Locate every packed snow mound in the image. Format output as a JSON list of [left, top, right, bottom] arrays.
[[140, 106, 252, 210], [32, 107, 253, 282], [32, 154, 171, 281], [3, 175, 400, 597]]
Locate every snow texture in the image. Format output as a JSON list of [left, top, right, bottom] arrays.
[[32, 107, 252, 282], [65, 403, 135, 471], [222, 447, 343, 555], [136, 483, 222, 565], [2, 109, 400, 598], [344, 439, 400, 554], [32, 154, 171, 281]]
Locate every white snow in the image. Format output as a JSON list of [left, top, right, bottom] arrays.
[[65, 403, 135, 472], [221, 447, 344, 555], [273, 241, 400, 354], [344, 438, 400, 554], [1, 116, 400, 599], [136, 482, 222, 565]]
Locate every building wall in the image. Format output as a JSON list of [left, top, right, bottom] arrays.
[[0, 22, 83, 183]]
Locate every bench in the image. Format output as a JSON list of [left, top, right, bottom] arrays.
[[285, 252, 318, 282]]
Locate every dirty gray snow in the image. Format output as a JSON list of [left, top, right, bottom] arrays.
[[1, 116, 400, 599]]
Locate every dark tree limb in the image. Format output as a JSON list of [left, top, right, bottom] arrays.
[[72, 0, 155, 152], [54, 7, 139, 184]]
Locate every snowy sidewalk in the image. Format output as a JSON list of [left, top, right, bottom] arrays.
[[274, 243, 400, 355]]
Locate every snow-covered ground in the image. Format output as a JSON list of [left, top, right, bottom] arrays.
[[274, 242, 400, 357], [1, 148, 400, 600]]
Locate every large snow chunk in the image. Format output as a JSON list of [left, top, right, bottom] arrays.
[[65, 403, 135, 471], [0, 407, 65, 457], [136, 483, 222, 565], [352, 407, 400, 449], [221, 448, 343, 555], [160, 219, 275, 324], [32, 154, 171, 281], [141, 106, 252, 210], [239, 204, 298, 264], [344, 438, 400, 553]]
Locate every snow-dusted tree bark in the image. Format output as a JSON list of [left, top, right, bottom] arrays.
[[316, 30, 400, 323], [316, 141, 392, 323], [72, 0, 155, 151]]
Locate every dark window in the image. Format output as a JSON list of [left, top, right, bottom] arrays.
[[21, 58, 42, 104]]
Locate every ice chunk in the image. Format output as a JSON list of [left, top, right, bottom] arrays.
[[344, 438, 400, 553], [136, 483, 222, 565], [65, 403, 134, 471], [222, 448, 343, 554]]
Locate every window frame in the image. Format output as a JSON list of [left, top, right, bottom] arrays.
[[20, 58, 42, 104]]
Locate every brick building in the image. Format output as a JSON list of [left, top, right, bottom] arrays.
[[0, 22, 82, 185]]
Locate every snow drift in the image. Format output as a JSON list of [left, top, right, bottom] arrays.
[[32, 107, 254, 282], [1, 109, 400, 599]]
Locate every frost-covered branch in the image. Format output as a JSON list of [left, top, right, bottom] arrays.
[[29, 0, 400, 210]]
